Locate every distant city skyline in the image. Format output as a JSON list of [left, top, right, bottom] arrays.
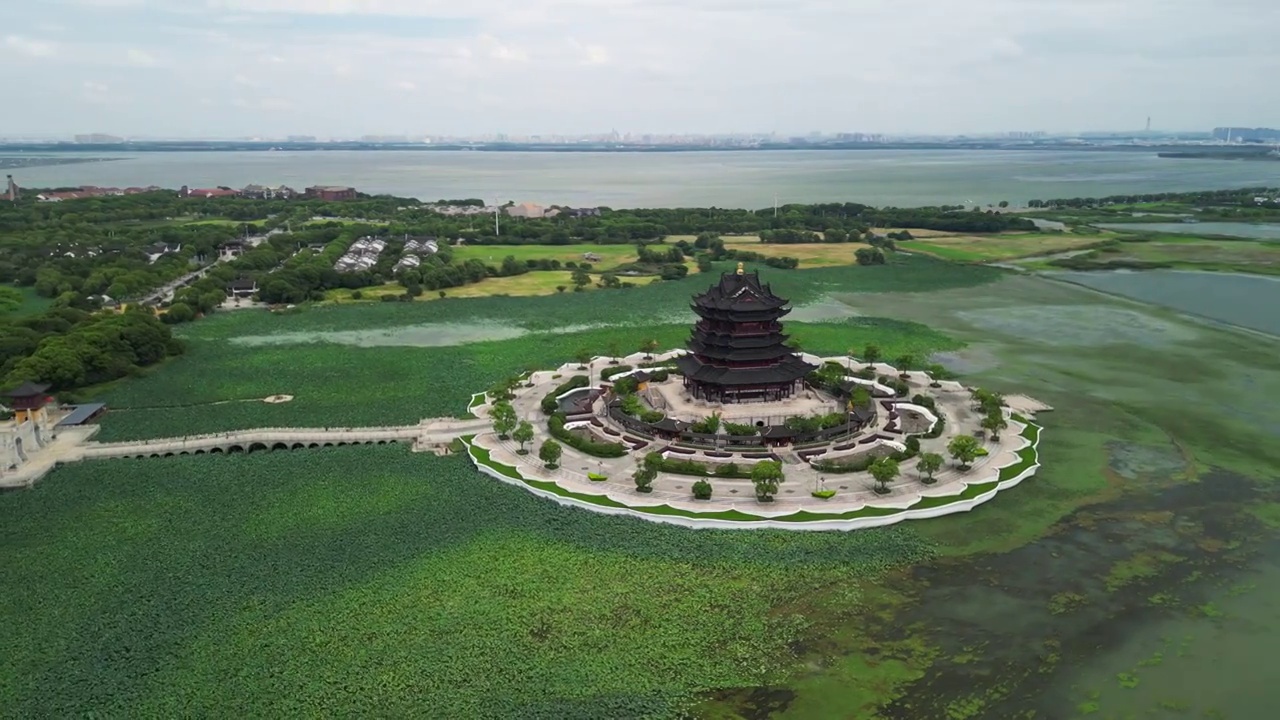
[[2, 0, 1277, 137]]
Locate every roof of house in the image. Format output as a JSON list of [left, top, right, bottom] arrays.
[[55, 403, 108, 427], [227, 279, 258, 291], [4, 381, 51, 398]]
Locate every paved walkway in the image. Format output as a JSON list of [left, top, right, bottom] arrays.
[[481, 355, 1030, 516]]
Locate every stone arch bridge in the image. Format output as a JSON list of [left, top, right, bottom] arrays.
[[79, 419, 491, 461]]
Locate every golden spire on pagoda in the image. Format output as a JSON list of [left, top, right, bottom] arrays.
[[736, 261, 744, 275]]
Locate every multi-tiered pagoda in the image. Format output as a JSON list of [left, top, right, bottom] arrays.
[[675, 264, 816, 403]]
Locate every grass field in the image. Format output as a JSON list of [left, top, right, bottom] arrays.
[[901, 232, 1110, 262], [451, 243, 641, 270], [326, 271, 667, 302], [1011, 235, 1280, 275], [12, 286, 53, 316]]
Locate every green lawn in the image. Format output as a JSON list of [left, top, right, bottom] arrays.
[[450, 243, 641, 270], [902, 232, 1111, 262]]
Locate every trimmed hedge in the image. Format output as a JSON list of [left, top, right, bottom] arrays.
[[600, 364, 635, 381], [548, 414, 628, 457]]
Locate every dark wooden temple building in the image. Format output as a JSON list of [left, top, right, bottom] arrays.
[[675, 264, 816, 403]]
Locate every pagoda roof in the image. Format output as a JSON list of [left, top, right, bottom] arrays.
[[692, 332, 788, 350], [675, 354, 815, 386], [3, 381, 50, 398], [691, 270, 789, 312], [688, 342, 794, 363]]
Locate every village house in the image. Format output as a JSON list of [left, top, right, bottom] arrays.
[[504, 202, 545, 218], [145, 242, 182, 263], [305, 186, 358, 201], [226, 278, 259, 299], [180, 185, 240, 199], [241, 184, 297, 200]]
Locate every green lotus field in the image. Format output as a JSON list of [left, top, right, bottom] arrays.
[[4, 256, 1280, 718]]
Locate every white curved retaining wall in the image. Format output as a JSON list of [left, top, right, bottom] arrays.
[[464, 420, 1042, 532]]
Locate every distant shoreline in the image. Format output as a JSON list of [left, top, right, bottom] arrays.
[[0, 156, 120, 170], [0, 141, 1215, 155]]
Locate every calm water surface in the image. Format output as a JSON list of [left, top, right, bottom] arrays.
[[8, 150, 1280, 208], [1047, 270, 1280, 336], [1097, 222, 1280, 239]]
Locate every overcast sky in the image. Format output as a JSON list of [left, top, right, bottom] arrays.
[[2, 0, 1277, 138]]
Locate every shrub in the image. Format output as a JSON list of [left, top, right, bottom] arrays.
[[723, 422, 757, 437], [811, 489, 837, 499], [715, 462, 739, 478], [548, 414, 627, 457], [587, 472, 608, 482], [640, 410, 665, 423], [350, 290, 364, 300], [692, 480, 713, 500], [689, 413, 721, 435], [600, 364, 634, 381], [540, 375, 590, 415]]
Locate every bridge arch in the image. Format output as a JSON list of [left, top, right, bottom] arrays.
[[272, 442, 289, 451], [210, 447, 223, 454], [248, 442, 269, 453], [228, 445, 244, 454]]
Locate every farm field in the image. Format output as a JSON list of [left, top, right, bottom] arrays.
[[901, 231, 1110, 262], [721, 236, 872, 267]]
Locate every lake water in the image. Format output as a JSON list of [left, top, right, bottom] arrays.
[[1047, 270, 1280, 336], [7, 149, 1280, 209], [1097, 222, 1280, 239]]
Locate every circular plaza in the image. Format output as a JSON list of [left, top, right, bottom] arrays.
[[462, 267, 1046, 530]]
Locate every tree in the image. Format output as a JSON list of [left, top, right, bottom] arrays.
[[850, 386, 872, 409], [846, 347, 858, 371], [162, 302, 196, 324], [539, 439, 562, 469], [895, 353, 915, 378], [571, 267, 591, 289], [917, 452, 943, 485], [948, 435, 982, 470], [640, 338, 659, 359], [0, 286, 22, 315], [869, 456, 900, 494], [556, 285, 566, 293], [607, 340, 621, 363], [574, 348, 592, 369], [633, 464, 657, 493], [692, 479, 713, 500], [491, 401, 517, 439], [512, 420, 534, 454], [855, 247, 886, 266], [998, 200, 1010, 209], [982, 409, 1008, 441], [863, 344, 882, 367], [751, 460, 784, 502]]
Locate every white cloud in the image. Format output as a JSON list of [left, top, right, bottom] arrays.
[[6, 0, 1280, 136], [82, 80, 112, 103], [4, 35, 58, 58], [125, 47, 158, 66]]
